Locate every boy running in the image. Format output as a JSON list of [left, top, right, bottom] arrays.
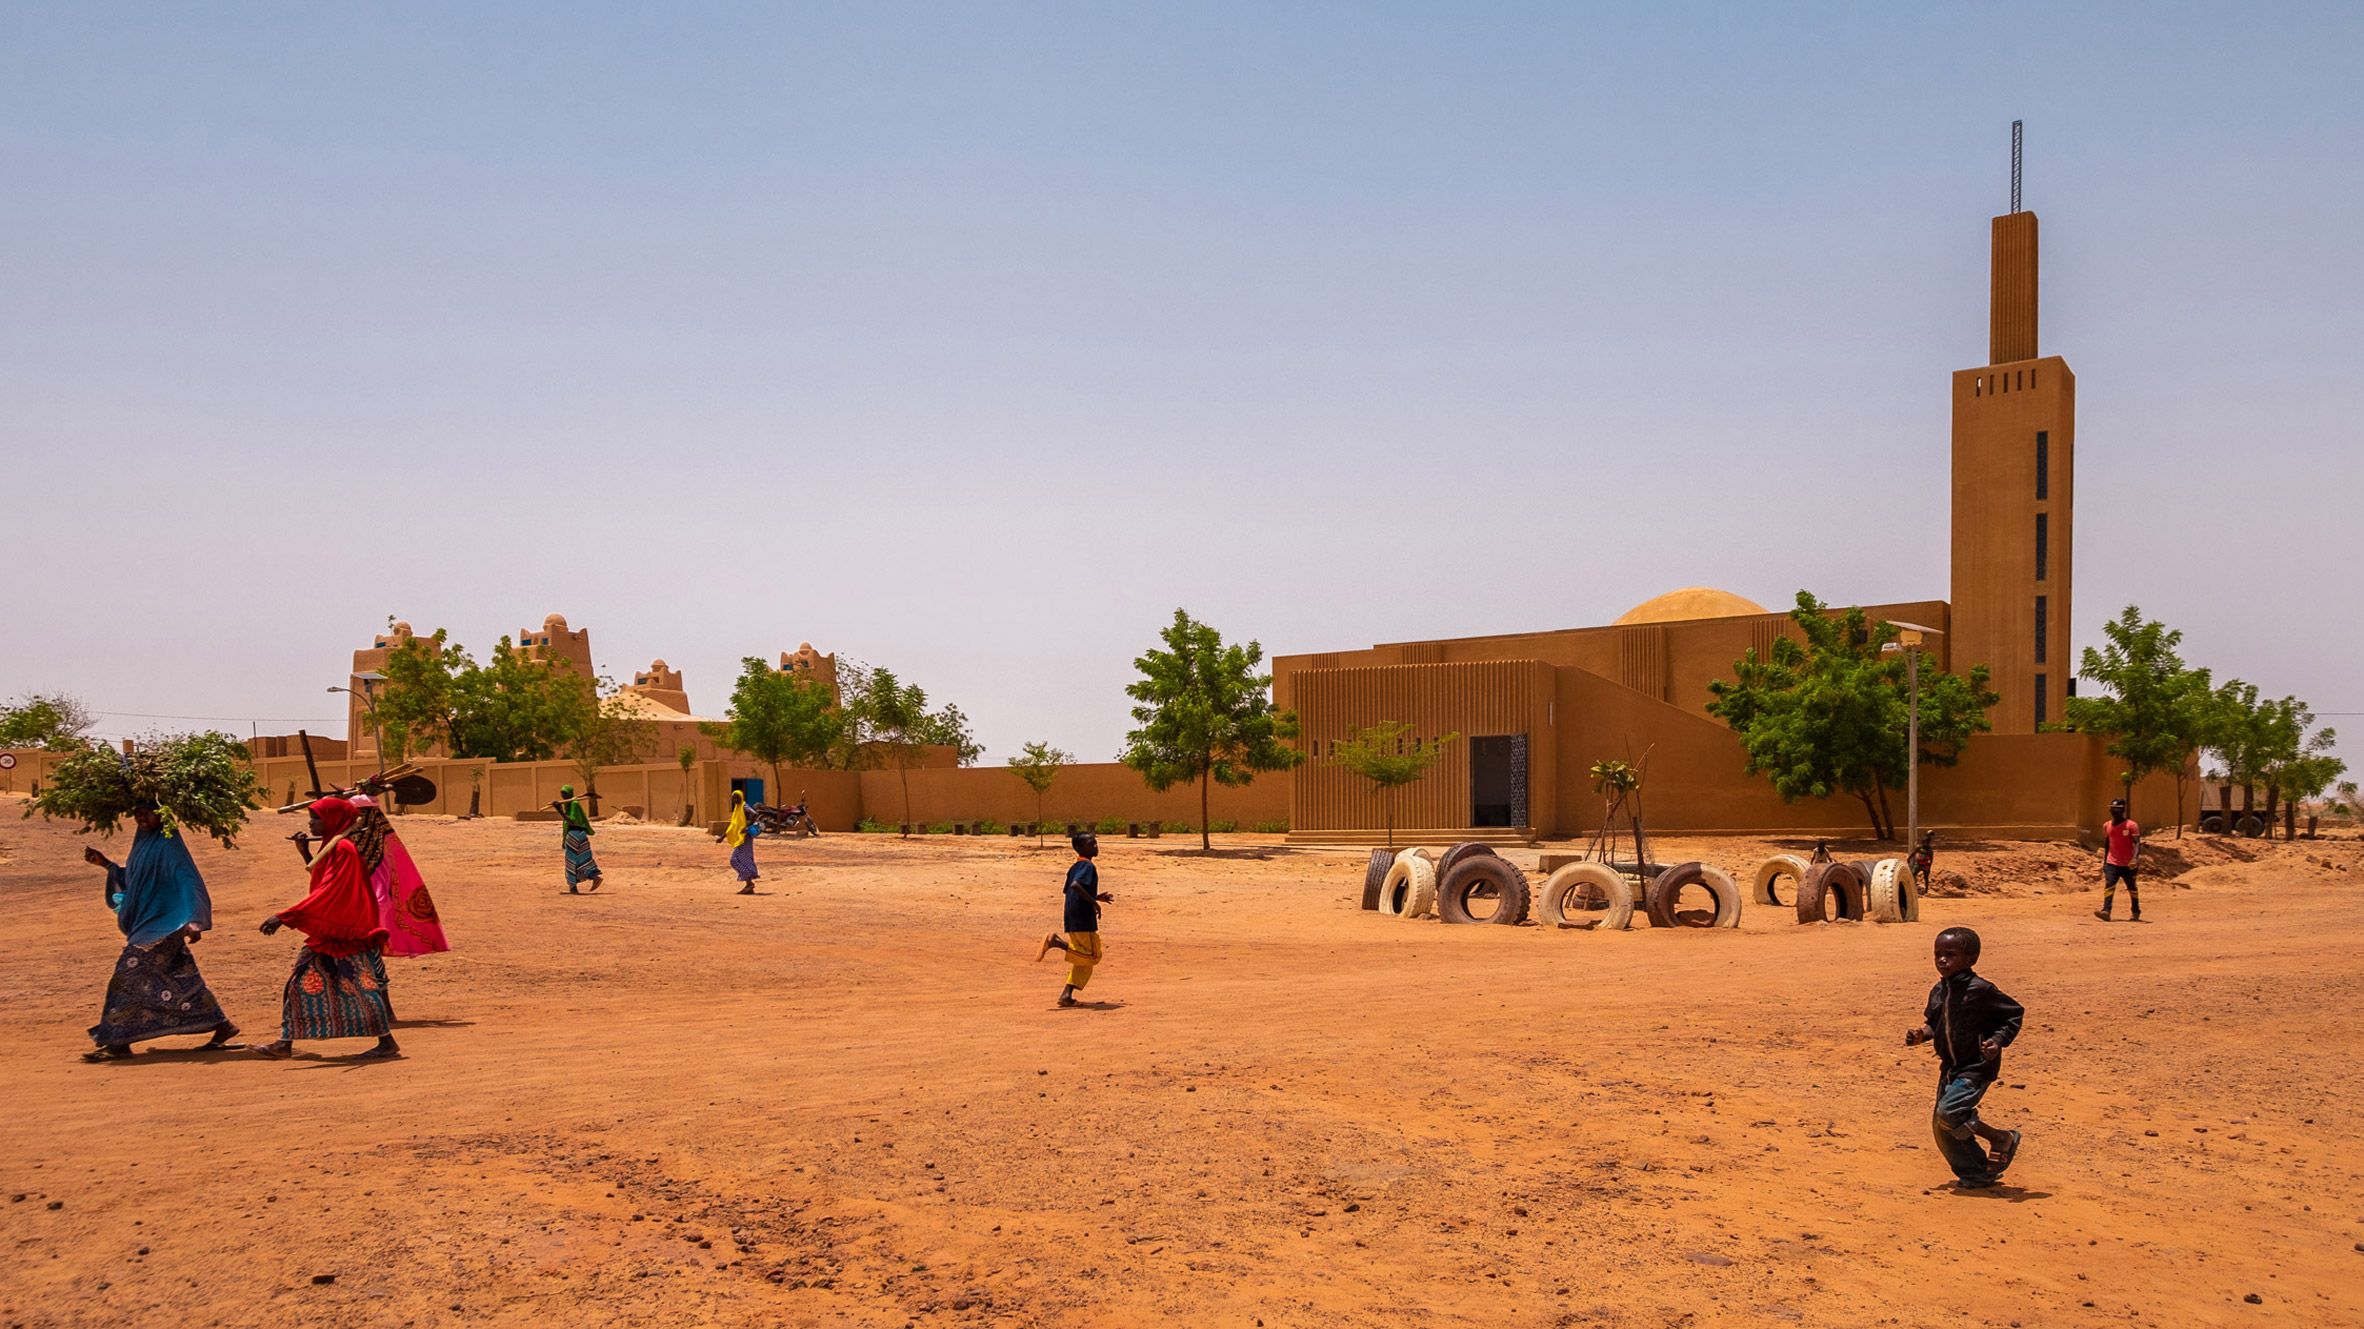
[[1036, 832, 1112, 1007], [2096, 798, 2142, 921], [1906, 926, 2025, 1189]]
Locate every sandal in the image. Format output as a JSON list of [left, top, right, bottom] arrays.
[[354, 1043, 402, 1061], [1990, 1129, 2022, 1174], [80, 1045, 134, 1063], [200, 1024, 242, 1050], [250, 1041, 293, 1060], [1036, 933, 1062, 962]]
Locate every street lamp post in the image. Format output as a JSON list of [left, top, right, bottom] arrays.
[[1882, 624, 1942, 851], [329, 670, 388, 767]]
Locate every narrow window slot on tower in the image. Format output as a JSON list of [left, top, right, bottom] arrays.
[[2035, 675, 2048, 727], [2036, 513, 2049, 581], [2034, 595, 2048, 663], [2035, 431, 2049, 500]]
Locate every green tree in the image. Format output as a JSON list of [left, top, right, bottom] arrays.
[[2057, 606, 2217, 834], [0, 692, 95, 751], [376, 627, 591, 763], [376, 627, 469, 761], [676, 744, 698, 825], [2257, 697, 2343, 836], [26, 732, 263, 847], [564, 683, 657, 818], [708, 657, 847, 807], [1119, 609, 1304, 851], [1707, 592, 1998, 841], [1006, 740, 1073, 844], [1330, 721, 1457, 850], [847, 665, 933, 832]]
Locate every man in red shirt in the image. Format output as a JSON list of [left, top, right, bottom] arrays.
[[2096, 799, 2142, 922]]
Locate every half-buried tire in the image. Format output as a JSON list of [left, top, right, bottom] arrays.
[[1867, 856, 1918, 924], [1795, 861, 1869, 924], [1436, 854, 1531, 926], [1361, 848, 1393, 911], [1535, 862, 1634, 931], [1645, 861, 1742, 928], [1752, 853, 1809, 907], [1380, 852, 1439, 919], [1438, 841, 1497, 882]]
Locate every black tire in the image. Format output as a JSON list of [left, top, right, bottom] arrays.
[[1438, 841, 1497, 881], [2237, 812, 2266, 838], [1645, 861, 1743, 928], [1795, 861, 1869, 924], [1361, 849, 1393, 911], [2199, 813, 2226, 835], [1436, 854, 1531, 926]]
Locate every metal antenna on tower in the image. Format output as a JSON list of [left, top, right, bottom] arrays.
[[2010, 119, 2023, 213]]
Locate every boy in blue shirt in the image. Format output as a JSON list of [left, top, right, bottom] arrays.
[[1036, 832, 1113, 1007]]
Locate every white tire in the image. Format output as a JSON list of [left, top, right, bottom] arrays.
[[1535, 862, 1634, 931], [1752, 853, 1810, 906], [1867, 857, 1917, 924], [1381, 854, 1439, 919]]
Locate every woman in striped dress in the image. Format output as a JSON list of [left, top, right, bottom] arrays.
[[555, 785, 602, 894], [251, 798, 397, 1060]]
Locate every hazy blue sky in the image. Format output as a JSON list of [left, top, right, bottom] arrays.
[[4, 4, 2358, 772]]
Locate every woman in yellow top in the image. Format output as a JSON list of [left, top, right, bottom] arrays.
[[723, 790, 762, 895]]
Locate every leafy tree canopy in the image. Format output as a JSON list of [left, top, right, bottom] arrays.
[[1330, 721, 1455, 849], [1706, 591, 1997, 841], [0, 692, 95, 751], [375, 625, 593, 764], [2055, 605, 2217, 827], [1120, 609, 1303, 850]]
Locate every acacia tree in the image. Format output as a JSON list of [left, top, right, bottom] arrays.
[[1006, 741, 1072, 844], [1707, 592, 1997, 841], [2058, 606, 2217, 833], [0, 692, 95, 750], [847, 666, 931, 832], [1331, 721, 1457, 850], [1119, 609, 1303, 851], [708, 656, 845, 808]]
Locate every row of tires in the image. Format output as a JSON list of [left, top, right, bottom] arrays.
[[1362, 845, 1922, 929]]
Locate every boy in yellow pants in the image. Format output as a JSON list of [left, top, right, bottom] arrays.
[[1037, 831, 1112, 1007]]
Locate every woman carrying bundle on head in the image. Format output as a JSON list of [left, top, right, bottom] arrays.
[[252, 797, 397, 1060], [554, 785, 602, 894], [78, 803, 243, 1062], [723, 789, 763, 895]]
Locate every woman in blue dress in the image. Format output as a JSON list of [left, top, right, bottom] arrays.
[[80, 805, 243, 1061]]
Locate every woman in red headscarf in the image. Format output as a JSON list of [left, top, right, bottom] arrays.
[[251, 798, 399, 1060]]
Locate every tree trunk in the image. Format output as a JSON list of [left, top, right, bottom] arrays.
[[1857, 791, 1884, 842], [1200, 769, 1211, 852], [1036, 790, 1045, 847], [586, 778, 602, 820], [900, 757, 914, 835], [2173, 771, 2187, 839], [1385, 786, 1396, 851], [2264, 782, 2282, 840]]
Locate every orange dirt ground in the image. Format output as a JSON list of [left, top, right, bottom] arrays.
[[3, 801, 2361, 1328]]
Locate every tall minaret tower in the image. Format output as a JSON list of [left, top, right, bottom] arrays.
[[1951, 121, 2075, 734]]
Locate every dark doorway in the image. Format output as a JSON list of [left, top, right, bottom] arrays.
[[731, 777, 766, 808], [1470, 735, 1522, 828]]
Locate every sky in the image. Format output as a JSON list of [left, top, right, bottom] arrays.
[[3, 3, 2358, 773]]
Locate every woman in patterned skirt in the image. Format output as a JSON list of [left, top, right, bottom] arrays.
[[80, 805, 242, 1062], [555, 785, 602, 894], [251, 798, 398, 1060], [723, 789, 762, 894]]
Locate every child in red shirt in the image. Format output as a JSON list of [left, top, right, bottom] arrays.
[[2097, 799, 2142, 921]]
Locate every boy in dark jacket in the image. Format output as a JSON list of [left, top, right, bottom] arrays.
[[1035, 832, 1112, 1007], [1905, 926, 2025, 1188]]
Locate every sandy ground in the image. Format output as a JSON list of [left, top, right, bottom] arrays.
[[2, 800, 2361, 1329]]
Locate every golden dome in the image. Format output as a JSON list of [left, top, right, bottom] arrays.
[[1613, 587, 1769, 626]]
